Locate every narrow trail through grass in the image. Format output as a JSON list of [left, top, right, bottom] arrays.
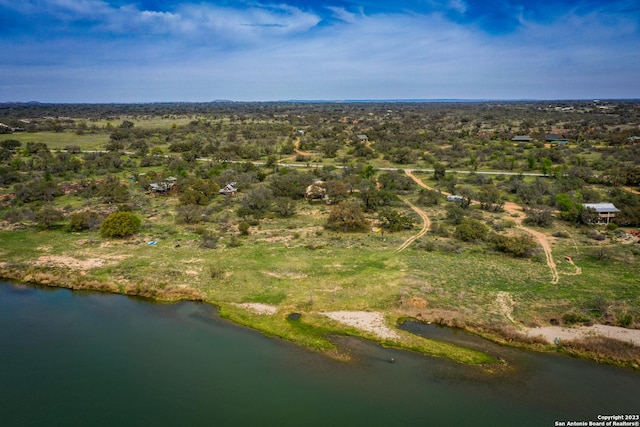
[[501, 201, 560, 284], [397, 197, 430, 252], [623, 186, 640, 195]]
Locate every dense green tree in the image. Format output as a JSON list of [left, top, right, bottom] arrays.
[[377, 170, 414, 191], [68, 211, 102, 231], [269, 170, 311, 199], [416, 188, 441, 206], [477, 184, 503, 211], [388, 147, 417, 164], [175, 205, 205, 224], [489, 232, 537, 258], [433, 162, 446, 180], [454, 218, 489, 242], [35, 206, 64, 229], [359, 188, 398, 212], [25, 142, 49, 155], [327, 201, 369, 232], [445, 203, 466, 225], [13, 180, 63, 204], [3, 207, 34, 223], [324, 180, 348, 203], [100, 212, 141, 238], [237, 187, 273, 219], [0, 139, 21, 150], [523, 207, 554, 227], [379, 209, 414, 232], [0, 165, 20, 186], [359, 165, 376, 180], [321, 140, 342, 158], [272, 197, 296, 218], [238, 221, 250, 235], [96, 176, 130, 204]]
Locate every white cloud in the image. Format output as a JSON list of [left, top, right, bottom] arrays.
[[173, 4, 321, 40], [1, 1, 639, 101], [326, 6, 360, 24], [446, 0, 467, 14]]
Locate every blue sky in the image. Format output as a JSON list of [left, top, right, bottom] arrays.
[[1, 0, 639, 102]]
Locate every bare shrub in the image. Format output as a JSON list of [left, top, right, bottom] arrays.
[[201, 232, 219, 249]]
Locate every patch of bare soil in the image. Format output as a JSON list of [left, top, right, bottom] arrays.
[[263, 271, 307, 279], [232, 302, 278, 315], [623, 186, 640, 195], [258, 235, 294, 243], [496, 291, 516, 324], [35, 255, 108, 270], [322, 311, 400, 340], [525, 325, 640, 347], [401, 296, 429, 308], [0, 220, 28, 231]]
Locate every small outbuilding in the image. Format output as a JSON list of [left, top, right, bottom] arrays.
[[219, 182, 238, 195], [148, 178, 176, 194], [545, 133, 569, 145], [512, 135, 532, 142], [583, 203, 620, 224]]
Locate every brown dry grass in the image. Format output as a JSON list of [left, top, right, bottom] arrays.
[[561, 336, 640, 366]]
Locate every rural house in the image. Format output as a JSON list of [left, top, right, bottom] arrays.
[[583, 203, 620, 224], [219, 182, 238, 195], [545, 133, 569, 145], [148, 177, 177, 194]]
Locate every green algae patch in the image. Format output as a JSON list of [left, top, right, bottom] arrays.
[[217, 303, 339, 354]]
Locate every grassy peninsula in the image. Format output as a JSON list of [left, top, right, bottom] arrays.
[[1, 101, 640, 367]]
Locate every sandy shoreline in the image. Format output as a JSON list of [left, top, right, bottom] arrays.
[[525, 324, 640, 346], [231, 302, 278, 315], [227, 302, 640, 348], [322, 311, 400, 340]]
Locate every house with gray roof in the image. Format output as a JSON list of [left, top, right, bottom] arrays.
[[583, 203, 620, 224], [219, 182, 238, 195]]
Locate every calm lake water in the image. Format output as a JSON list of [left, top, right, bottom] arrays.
[[1, 281, 638, 427]]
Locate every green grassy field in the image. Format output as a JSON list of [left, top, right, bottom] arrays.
[[2, 131, 109, 150]]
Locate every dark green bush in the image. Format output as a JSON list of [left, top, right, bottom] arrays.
[[454, 218, 488, 242], [68, 211, 102, 231], [100, 212, 141, 238], [489, 232, 537, 258], [562, 311, 589, 325], [238, 222, 250, 235]]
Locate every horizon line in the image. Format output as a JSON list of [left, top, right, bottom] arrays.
[[2, 98, 639, 105]]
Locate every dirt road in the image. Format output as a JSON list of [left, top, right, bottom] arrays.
[[397, 197, 431, 252], [405, 170, 561, 284]]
